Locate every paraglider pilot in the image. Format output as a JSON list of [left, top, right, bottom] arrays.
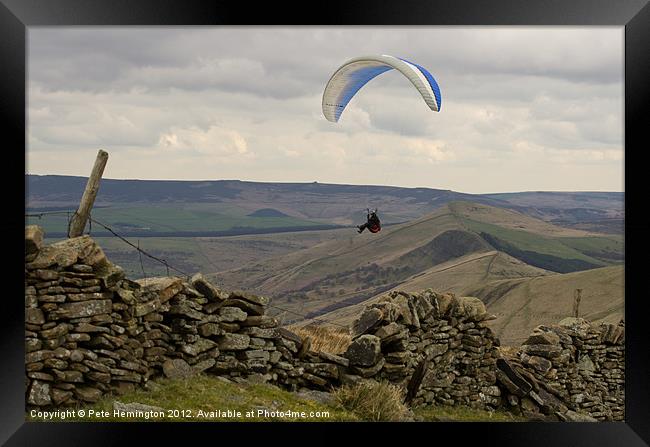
[[357, 209, 381, 234]]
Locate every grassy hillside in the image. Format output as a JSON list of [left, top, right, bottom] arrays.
[[213, 206, 494, 323], [449, 202, 623, 273], [480, 191, 624, 234], [214, 207, 463, 290], [214, 201, 622, 326], [463, 220, 607, 273], [448, 201, 596, 237], [469, 265, 624, 345], [305, 251, 551, 329], [482, 191, 623, 213], [558, 236, 624, 262], [315, 260, 622, 346]]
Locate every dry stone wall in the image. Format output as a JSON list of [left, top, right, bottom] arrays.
[[26, 227, 146, 406], [25, 226, 308, 408], [341, 290, 501, 409], [495, 318, 625, 421], [25, 226, 625, 422]]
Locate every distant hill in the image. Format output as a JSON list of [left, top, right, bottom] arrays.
[[483, 191, 623, 211], [26, 175, 623, 231], [26, 174, 502, 211], [448, 202, 622, 273], [482, 191, 624, 234]]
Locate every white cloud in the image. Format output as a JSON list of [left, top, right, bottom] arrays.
[[157, 125, 250, 157]]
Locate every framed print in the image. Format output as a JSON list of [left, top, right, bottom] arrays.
[[2, 0, 649, 445]]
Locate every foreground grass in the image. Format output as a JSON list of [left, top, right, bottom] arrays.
[[414, 405, 526, 422], [27, 374, 524, 423], [28, 375, 358, 422]]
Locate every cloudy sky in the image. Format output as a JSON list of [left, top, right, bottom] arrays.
[[27, 27, 623, 193]]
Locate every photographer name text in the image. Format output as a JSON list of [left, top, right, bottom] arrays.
[[30, 408, 330, 420]]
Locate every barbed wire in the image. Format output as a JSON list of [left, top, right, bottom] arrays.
[[266, 305, 350, 329], [86, 216, 193, 281], [26, 210, 77, 217], [25, 211, 352, 329]]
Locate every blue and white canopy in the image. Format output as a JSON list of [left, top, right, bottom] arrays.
[[322, 55, 442, 123]]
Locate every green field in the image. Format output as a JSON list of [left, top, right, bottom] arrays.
[[27, 203, 326, 236], [459, 217, 622, 272], [557, 236, 624, 262]]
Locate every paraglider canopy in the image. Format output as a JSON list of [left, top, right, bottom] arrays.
[[322, 55, 442, 123]]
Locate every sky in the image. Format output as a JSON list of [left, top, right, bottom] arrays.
[[27, 27, 624, 194]]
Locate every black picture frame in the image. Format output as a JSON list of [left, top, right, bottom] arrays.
[[2, 0, 648, 445]]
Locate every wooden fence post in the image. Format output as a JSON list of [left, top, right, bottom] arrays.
[[68, 149, 109, 238], [573, 288, 582, 318]]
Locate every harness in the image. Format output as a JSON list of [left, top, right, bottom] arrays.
[[362, 209, 381, 233]]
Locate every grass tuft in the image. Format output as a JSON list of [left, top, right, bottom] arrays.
[[333, 381, 410, 422]]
